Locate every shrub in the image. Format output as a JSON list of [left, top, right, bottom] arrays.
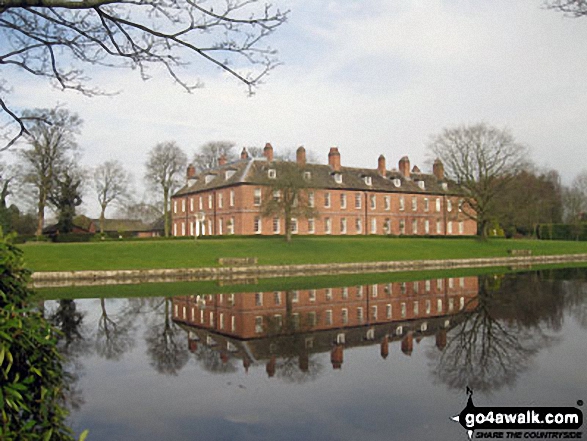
[[0, 231, 86, 440]]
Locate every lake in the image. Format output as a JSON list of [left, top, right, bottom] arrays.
[[41, 267, 587, 440]]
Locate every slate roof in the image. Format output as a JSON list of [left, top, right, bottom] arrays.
[[174, 157, 460, 197]]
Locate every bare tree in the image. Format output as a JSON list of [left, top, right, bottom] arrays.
[[427, 123, 529, 239], [546, 0, 587, 16], [192, 140, 236, 172], [18, 107, 82, 235], [145, 141, 187, 236], [93, 160, 131, 233], [114, 199, 162, 224], [0, 0, 288, 149], [261, 162, 317, 242]]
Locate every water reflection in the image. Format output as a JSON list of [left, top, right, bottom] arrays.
[[171, 277, 479, 380], [43, 268, 587, 440]]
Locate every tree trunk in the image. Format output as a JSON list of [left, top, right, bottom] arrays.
[[163, 187, 170, 237], [36, 193, 46, 236], [99, 205, 106, 234]]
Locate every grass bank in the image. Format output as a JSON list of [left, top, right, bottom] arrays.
[[20, 236, 587, 272]]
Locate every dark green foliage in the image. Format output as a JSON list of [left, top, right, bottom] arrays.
[[48, 172, 83, 235], [0, 231, 82, 440], [538, 223, 587, 241], [50, 234, 93, 243]]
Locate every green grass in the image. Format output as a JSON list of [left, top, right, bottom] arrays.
[[19, 236, 587, 272], [35, 261, 587, 300]]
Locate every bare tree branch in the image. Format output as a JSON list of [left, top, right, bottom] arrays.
[[0, 0, 288, 148]]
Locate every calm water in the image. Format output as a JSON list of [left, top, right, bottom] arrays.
[[43, 268, 587, 441]]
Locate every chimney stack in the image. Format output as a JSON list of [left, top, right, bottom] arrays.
[[433, 158, 444, 181], [240, 147, 249, 160], [401, 332, 413, 356], [186, 164, 196, 181], [377, 154, 386, 176], [296, 146, 306, 166], [331, 344, 344, 370], [263, 143, 274, 162], [218, 154, 227, 166], [399, 156, 410, 179], [328, 147, 341, 172]]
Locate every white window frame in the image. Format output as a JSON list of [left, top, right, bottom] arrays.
[[291, 218, 298, 234], [254, 188, 262, 206], [340, 193, 347, 209], [324, 192, 331, 208]]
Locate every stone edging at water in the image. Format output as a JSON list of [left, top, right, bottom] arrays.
[[30, 253, 587, 288]]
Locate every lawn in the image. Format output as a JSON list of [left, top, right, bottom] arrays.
[[19, 236, 587, 272]]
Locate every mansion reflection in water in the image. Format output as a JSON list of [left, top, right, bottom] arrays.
[[171, 276, 478, 374]]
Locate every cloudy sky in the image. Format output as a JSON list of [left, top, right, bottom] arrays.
[[5, 0, 587, 216]]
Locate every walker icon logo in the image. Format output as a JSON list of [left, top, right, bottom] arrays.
[[450, 387, 583, 440]]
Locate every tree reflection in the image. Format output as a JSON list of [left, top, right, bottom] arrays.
[[429, 273, 562, 393], [47, 299, 91, 411], [95, 297, 137, 360], [192, 345, 238, 374], [262, 290, 323, 383], [560, 268, 587, 330], [145, 297, 189, 375]]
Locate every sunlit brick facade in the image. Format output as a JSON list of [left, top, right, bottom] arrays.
[[171, 144, 477, 237]]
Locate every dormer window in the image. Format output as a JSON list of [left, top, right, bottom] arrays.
[[393, 178, 401, 187], [225, 170, 236, 180], [334, 173, 343, 184], [441, 182, 448, 191], [364, 176, 372, 186], [268, 169, 276, 179], [418, 180, 425, 190], [303, 171, 312, 181], [205, 174, 215, 184]]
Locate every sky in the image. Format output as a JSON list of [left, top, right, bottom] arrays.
[[4, 0, 587, 218]]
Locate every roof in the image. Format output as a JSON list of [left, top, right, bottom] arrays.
[[173, 156, 461, 198], [92, 219, 150, 232]]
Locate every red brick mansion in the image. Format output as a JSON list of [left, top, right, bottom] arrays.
[[170, 144, 477, 237]]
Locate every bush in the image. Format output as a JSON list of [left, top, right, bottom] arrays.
[[50, 233, 93, 243], [0, 231, 85, 440], [10, 234, 51, 245], [538, 223, 587, 241]]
